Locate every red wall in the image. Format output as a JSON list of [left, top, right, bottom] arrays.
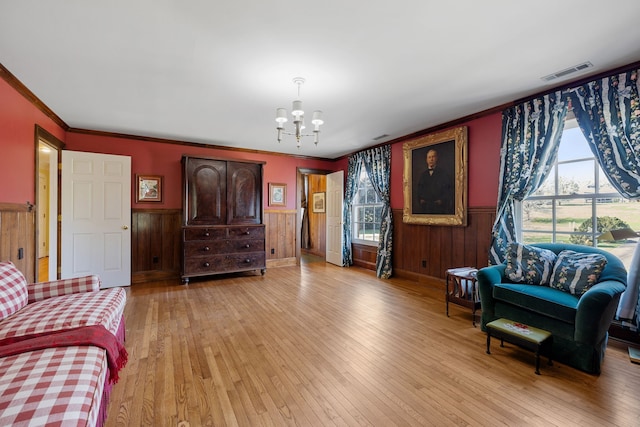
[[0, 78, 66, 204], [1, 72, 501, 213], [64, 133, 336, 210], [390, 113, 503, 210]]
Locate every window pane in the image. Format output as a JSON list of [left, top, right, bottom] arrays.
[[598, 168, 617, 193], [355, 206, 365, 222], [522, 231, 553, 244], [366, 186, 376, 203], [522, 200, 552, 232], [364, 206, 374, 223], [364, 223, 373, 241], [355, 222, 365, 239], [374, 206, 383, 222], [556, 198, 590, 233], [557, 126, 591, 162], [532, 169, 555, 196], [557, 160, 593, 195]]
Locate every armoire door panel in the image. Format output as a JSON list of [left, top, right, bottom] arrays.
[[227, 161, 261, 225], [185, 158, 226, 225]]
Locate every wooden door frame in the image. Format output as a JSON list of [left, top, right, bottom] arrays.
[[34, 125, 64, 280], [296, 167, 331, 265]]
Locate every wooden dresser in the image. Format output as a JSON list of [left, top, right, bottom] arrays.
[[181, 155, 266, 283]]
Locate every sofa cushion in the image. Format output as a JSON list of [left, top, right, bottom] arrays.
[[504, 242, 557, 285], [0, 261, 28, 321], [0, 346, 107, 427], [493, 283, 578, 324], [0, 287, 126, 340], [550, 250, 607, 296]]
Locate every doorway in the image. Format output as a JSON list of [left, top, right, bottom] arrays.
[[296, 167, 340, 265], [35, 126, 62, 282]]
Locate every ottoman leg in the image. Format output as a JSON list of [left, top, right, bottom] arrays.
[[486, 332, 491, 355]]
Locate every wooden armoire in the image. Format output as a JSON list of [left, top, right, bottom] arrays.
[[181, 155, 266, 283]]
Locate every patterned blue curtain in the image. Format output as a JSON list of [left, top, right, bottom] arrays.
[[489, 92, 568, 264], [361, 146, 393, 278], [342, 154, 363, 267], [567, 70, 640, 197], [567, 69, 640, 327]]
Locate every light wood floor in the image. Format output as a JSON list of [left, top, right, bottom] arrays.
[[106, 257, 640, 427]]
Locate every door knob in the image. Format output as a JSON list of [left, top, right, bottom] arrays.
[[122, 225, 129, 230]]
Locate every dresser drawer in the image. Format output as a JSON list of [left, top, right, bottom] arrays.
[[183, 252, 266, 275], [184, 241, 227, 256], [228, 226, 265, 239], [184, 227, 226, 241], [184, 239, 264, 256], [227, 239, 264, 253], [224, 252, 266, 270]]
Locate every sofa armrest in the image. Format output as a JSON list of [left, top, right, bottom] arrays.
[[476, 264, 507, 330], [27, 275, 101, 303], [575, 279, 626, 345]]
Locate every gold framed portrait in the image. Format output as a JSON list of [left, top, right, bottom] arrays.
[[402, 126, 467, 226]]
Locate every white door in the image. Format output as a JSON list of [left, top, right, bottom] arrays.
[[326, 171, 344, 266], [61, 151, 131, 288]]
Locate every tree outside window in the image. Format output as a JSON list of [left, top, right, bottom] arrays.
[[520, 118, 640, 269]]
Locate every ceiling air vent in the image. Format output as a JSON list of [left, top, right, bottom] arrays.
[[541, 61, 593, 82], [372, 134, 389, 141]]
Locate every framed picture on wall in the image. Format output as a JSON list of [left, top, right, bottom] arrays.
[[312, 192, 326, 213], [137, 175, 163, 202], [402, 126, 467, 226], [268, 183, 287, 206]]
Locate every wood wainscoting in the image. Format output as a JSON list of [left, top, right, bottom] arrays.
[[0, 202, 36, 283], [264, 209, 297, 268], [132, 209, 299, 283], [131, 209, 182, 284], [393, 206, 496, 281]]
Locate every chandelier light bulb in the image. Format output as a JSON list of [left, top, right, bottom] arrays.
[[275, 108, 288, 126], [291, 100, 304, 117], [275, 77, 323, 148]]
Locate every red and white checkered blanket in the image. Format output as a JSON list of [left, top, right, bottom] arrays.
[[0, 281, 126, 426], [0, 346, 107, 427], [0, 287, 125, 340]]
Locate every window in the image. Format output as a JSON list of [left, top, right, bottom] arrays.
[[520, 117, 640, 268], [352, 168, 383, 245]]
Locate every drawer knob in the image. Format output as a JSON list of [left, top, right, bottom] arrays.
[[244, 231, 251, 235], [204, 246, 210, 251], [245, 244, 250, 248], [204, 231, 210, 237], [203, 262, 210, 267], [245, 259, 251, 263]]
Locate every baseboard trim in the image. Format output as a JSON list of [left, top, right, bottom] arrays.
[[267, 257, 297, 268]]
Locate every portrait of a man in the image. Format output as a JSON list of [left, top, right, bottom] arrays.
[[412, 142, 455, 214], [402, 126, 467, 226]]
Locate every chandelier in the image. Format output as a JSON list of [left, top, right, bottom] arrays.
[[275, 77, 324, 148]]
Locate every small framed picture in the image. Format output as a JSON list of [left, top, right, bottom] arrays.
[[269, 183, 287, 206], [312, 192, 326, 213], [137, 175, 163, 202]]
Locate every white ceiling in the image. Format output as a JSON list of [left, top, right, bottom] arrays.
[[2, 1, 640, 159]]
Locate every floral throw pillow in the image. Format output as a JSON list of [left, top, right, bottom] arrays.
[[549, 250, 608, 296], [504, 242, 557, 285]]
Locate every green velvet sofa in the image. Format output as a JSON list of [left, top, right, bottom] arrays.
[[477, 243, 627, 374]]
